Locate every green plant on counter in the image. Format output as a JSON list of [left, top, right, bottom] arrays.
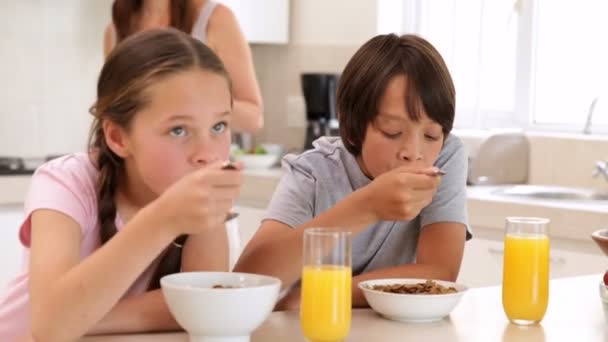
[[233, 145, 268, 155]]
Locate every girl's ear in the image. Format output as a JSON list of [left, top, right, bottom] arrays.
[[102, 119, 131, 158]]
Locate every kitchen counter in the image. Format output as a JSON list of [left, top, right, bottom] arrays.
[[238, 168, 608, 244], [80, 274, 606, 341], [3, 168, 607, 245]]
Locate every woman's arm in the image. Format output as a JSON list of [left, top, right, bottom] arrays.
[[207, 5, 264, 133], [103, 23, 115, 58], [29, 202, 175, 342]]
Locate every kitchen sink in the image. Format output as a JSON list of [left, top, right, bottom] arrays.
[[494, 185, 608, 201]]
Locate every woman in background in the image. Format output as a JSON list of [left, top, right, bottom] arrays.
[[105, 0, 263, 134]]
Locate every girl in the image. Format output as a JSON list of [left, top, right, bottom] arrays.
[[0, 28, 241, 341], [105, 0, 263, 134], [234, 34, 472, 309]]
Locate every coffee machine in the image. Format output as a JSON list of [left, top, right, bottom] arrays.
[[301, 73, 340, 150]]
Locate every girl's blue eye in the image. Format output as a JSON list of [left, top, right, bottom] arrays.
[[212, 122, 227, 134], [170, 126, 187, 137]]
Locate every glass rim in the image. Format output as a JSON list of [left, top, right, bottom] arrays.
[[303, 227, 352, 237], [505, 217, 550, 225]]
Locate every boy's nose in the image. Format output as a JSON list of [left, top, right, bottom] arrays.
[[398, 149, 423, 162], [398, 136, 423, 162]]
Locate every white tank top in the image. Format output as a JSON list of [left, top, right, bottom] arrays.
[[190, 0, 218, 43], [111, 1, 218, 45]]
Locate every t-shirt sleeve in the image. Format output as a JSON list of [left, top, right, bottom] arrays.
[[419, 136, 472, 239], [19, 159, 96, 247], [263, 159, 316, 229]]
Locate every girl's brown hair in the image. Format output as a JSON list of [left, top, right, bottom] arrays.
[[89, 28, 231, 290], [337, 34, 456, 156], [112, 0, 196, 42]]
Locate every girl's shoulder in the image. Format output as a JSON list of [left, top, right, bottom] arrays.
[[35, 153, 98, 180], [30, 153, 100, 206]]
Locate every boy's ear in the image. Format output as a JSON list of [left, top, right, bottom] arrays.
[[102, 120, 131, 158]]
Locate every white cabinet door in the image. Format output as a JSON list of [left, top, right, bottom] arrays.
[[0, 205, 26, 288], [218, 0, 289, 44], [459, 239, 505, 288], [458, 238, 607, 288]]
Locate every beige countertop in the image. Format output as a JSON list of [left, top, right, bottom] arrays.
[[3, 169, 606, 245], [238, 169, 607, 244], [81, 274, 607, 342]]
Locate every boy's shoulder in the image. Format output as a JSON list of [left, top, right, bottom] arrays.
[[443, 133, 464, 150], [281, 137, 352, 178]]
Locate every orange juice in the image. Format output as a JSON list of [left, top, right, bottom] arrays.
[[300, 265, 352, 341], [502, 234, 549, 323]]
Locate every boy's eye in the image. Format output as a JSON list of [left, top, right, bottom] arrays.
[[170, 126, 187, 137], [425, 134, 440, 141], [382, 131, 402, 140], [212, 122, 227, 134]]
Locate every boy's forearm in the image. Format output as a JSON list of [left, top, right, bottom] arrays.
[[235, 188, 377, 287], [351, 263, 457, 307], [89, 289, 180, 335]]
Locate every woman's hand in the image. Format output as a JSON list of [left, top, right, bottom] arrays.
[[153, 161, 242, 237], [362, 166, 442, 222]]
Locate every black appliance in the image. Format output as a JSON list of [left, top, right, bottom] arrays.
[[301, 73, 340, 150]]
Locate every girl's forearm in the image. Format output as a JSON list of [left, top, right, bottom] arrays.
[[89, 289, 180, 335], [31, 203, 175, 342]]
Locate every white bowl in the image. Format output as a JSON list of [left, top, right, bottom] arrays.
[[161, 272, 281, 342], [359, 278, 467, 323], [233, 153, 279, 169]]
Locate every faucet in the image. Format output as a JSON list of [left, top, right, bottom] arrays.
[[593, 160, 608, 182], [583, 97, 600, 134]]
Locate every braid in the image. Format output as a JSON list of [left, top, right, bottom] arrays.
[[147, 236, 187, 290], [88, 28, 233, 290], [96, 136, 121, 244]]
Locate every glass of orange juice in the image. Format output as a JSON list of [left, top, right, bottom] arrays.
[[300, 228, 352, 342], [502, 217, 550, 325]]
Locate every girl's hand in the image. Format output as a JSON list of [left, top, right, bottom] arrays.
[[153, 161, 242, 237], [362, 166, 442, 222]]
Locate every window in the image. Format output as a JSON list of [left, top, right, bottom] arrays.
[[377, 0, 608, 133]]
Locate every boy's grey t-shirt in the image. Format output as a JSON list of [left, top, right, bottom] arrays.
[[264, 134, 471, 276]]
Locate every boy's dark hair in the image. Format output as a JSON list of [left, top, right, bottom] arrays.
[[337, 34, 455, 155]]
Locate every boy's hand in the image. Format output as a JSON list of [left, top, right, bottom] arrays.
[[362, 166, 441, 222]]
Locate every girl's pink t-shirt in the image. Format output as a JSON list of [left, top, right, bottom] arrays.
[[0, 153, 161, 340]]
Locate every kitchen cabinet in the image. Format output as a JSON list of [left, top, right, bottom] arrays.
[[459, 238, 607, 288], [217, 0, 289, 44], [229, 205, 265, 267], [0, 205, 26, 288]]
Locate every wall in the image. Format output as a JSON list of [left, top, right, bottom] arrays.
[[251, 0, 378, 151], [0, 0, 111, 158]]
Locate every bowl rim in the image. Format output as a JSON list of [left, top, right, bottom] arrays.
[[358, 278, 468, 298], [591, 228, 608, 241], [160, 271, 282, 292]]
